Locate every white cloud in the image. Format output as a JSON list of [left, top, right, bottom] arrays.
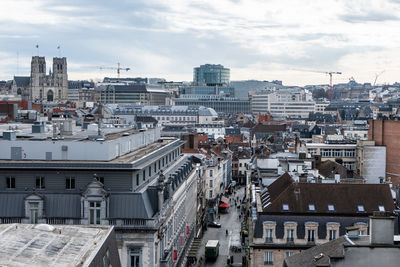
[[0, 0, 400, 85]]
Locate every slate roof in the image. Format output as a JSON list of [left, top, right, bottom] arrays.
[[251, 123, 286, 134], [44, 194, 81, 218], [13, 76, 30, 87], [284, 236, 351, 267], [254, 215, 370, 239], [109, 192, 155, 219], [316, 160, 362, 180], [0, 193, 25, 217], [261, 173, 394, 215]]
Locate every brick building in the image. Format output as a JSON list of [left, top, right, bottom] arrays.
[[368, 119, 400, 185]]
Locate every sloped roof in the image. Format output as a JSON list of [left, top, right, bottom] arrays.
[[13, 76, 30, 87], [284, 236, 350, 267], [0, 193, 25, 217], [45, 194, 81, 218], [262, 173, 394, 215], [317, 160, 362, 180], [109, 192, 155, 219]]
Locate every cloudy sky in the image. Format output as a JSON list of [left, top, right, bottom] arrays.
[[1, 0, 400, 85]]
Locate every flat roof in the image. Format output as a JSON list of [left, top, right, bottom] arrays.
[[0, 224, 113, 266], [206, 240, 219, 247]]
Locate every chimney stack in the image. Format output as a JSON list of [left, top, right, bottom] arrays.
[[369, 211, 395, 245]]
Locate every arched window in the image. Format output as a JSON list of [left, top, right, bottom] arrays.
[[47, 90, 54, 101]]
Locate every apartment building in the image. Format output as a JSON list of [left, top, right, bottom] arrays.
[[251, 89, 315, 118], [249, 173, 395, 267], [0, 124, 198, 267]]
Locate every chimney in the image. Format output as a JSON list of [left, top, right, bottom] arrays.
[[334, 174, 340, 183], [157, 172, 165, 211], [369, 211, 395, 245]]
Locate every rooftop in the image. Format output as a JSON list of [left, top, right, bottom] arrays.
[[0, 224, 114, 267]]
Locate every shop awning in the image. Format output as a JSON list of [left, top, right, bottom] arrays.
[[221, 196, 229, 204], [219, 203, 229, 208]]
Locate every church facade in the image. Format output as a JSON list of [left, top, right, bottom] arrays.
[[29, 56, 68, 102]]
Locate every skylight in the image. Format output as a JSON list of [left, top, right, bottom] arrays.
[[308, 204, 315, 211], [282, 204, 289, 211], [378, 205, 385, 212], [357, 205, 365, 212], [328, 205, 335, 211]]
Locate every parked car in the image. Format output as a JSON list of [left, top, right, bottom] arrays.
[[208, 221, 222, 228]]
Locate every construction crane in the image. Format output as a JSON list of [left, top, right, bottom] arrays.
[[373, 70, 385, 86], [294, 69, 342, 100], [97, 63, 130, 82]]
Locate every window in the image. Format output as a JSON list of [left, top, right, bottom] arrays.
[[286, 229, 294, 242], [328, 205, 335, 212], [149, 166, 151, 177], [136, 174, 139, 186], [103, 249, 111, 267], [329, 229, 337, 240], [89, 202, 101, 225], [209, 190, 213, 199], [29, 202, 39, 224], [285, 252, 294, 258], [35, 176, 45, 189], [209, 170, 213, 177], [95, 176, 105, 184], [265, 229, 273, 242], [143, 170, 146, 181], [307, 229, 315, 242], [65, 176, 75, 189], [282, 204, 289, 211], [308, 204, 315, 211], [130, 248, 142, 267], [378, 205, 385, 212], [209, 180, 213, 188], [357, 205, 365, 212], [239, 163, 242, 167], [6, 176, 15, 189], [263, 251, 273, 265]]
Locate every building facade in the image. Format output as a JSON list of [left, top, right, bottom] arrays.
[[0, 126, 199, 267], [30, 56, 68, 102], [193, 64, 230, 86]]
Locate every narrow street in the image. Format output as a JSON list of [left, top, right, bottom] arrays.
[[195, 185, 246, 267]]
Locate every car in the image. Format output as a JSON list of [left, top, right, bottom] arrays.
[[208, 221, 222, 228]]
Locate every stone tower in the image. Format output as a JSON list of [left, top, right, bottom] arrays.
[[30, 56, 68, 102], [52, 57, 68, 100], [30, 56, 46, 100]]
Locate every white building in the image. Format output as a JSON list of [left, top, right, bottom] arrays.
[[251, 89, 315, 118]]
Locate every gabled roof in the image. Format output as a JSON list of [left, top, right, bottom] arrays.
[[317, 160, 362, 180], [262, 173, 394, 215], [13, 76, 30, 87], [284, 236, 351, 267]]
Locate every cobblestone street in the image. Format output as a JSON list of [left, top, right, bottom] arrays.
[[195, 186, 246, 267]]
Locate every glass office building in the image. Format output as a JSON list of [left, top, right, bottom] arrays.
[[193, 64, 230, 86]]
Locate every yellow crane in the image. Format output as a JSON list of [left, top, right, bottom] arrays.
[[97, 63, 130, 82]]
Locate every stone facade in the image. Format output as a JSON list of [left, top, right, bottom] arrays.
[[30, 56, 68, 102]]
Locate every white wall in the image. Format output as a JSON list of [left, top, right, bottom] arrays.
[[0, 128, 161, 161]]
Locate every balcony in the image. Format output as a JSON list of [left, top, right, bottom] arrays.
[[0, 217, 22, 224], [108, 218, 156, 229]]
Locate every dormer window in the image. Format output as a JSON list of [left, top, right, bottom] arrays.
[[282, 204, 289, 211], [357, 205, 365, 212], [328, 205, 335, 212], [378, 205, 385, 212], [308, 204, 315, 211]]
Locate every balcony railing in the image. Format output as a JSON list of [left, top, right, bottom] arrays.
[[0, 217, 22, 224], [46, 218, 81, 225], [108, 218, 156, 228]]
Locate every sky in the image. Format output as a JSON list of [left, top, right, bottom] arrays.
[[0, 0, 400, 86]]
